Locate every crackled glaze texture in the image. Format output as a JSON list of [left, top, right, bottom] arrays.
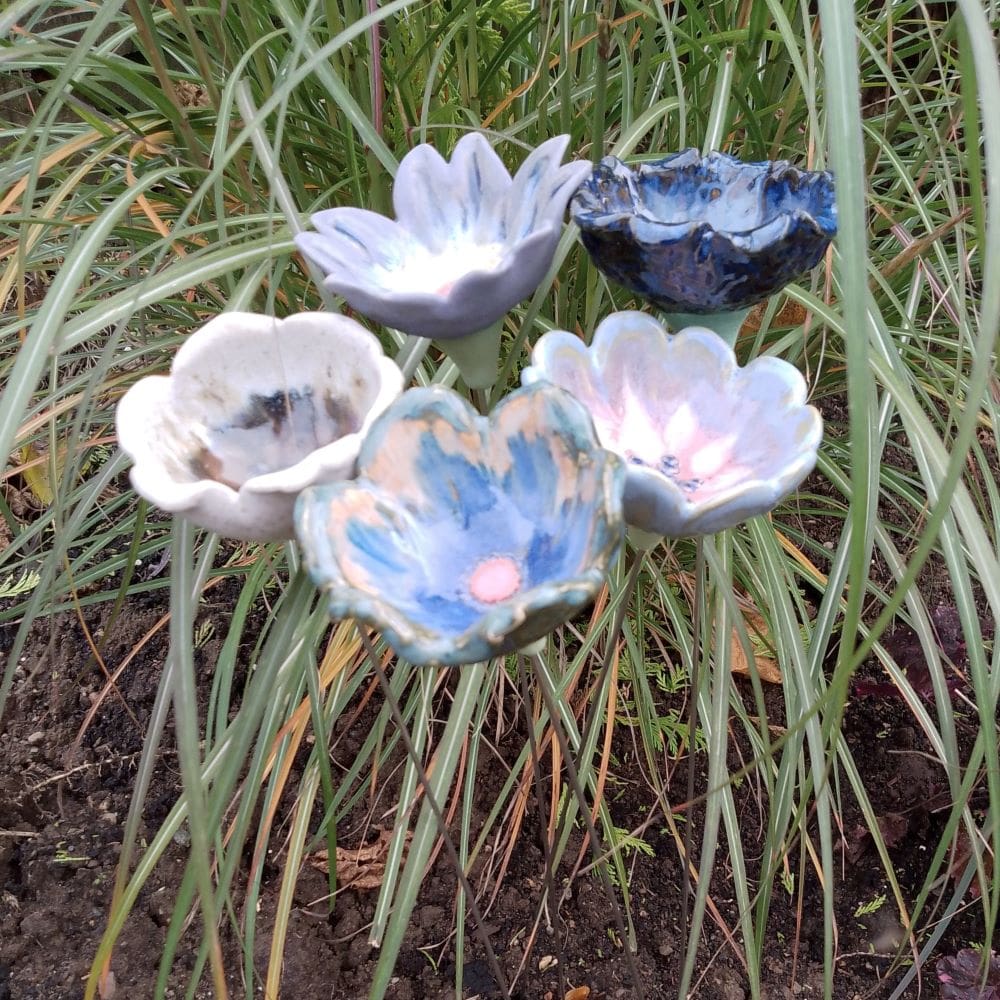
[[523, 311, 822, 537], [115, 312, 403, 540], [295, 383, 625, 667], [572, 149, 836, 314], [296, 133, 592, 339]]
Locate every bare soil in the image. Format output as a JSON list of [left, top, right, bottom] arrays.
[[1, 396, 995, 999], [0, 569, 991, 1000]]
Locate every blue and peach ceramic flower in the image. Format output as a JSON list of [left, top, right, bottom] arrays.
[[295, 383, 625, 667], [523, 311, 822, 538], [296, 133, 591, 341], [116, 312, 403, 541], [572, 149, 836, 317]]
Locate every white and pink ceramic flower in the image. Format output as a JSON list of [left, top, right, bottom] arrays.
[[522, 311, 822, 537], [115, 312, 403, 541]]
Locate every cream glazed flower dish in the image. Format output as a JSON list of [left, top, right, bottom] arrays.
[[115, 312, 403, 541]]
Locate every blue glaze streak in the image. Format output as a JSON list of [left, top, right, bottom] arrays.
[[345, 519, 411, 576], [502, 431, 561, 522], [416, 432, 495, 527]]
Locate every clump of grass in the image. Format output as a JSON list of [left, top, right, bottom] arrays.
[[1, 2, 997, 999]]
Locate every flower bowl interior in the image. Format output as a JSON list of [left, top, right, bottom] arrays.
[[338, 389, 616, 633], [639, 162, 786, 234], [585, 353, 816, 505], [162, 314, 390, 491], [181, 384, 365, 489], [591, 150, 836, 237], [365, 237, 507, 298]]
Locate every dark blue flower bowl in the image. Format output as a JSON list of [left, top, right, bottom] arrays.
[[572, 149, 836, 314]]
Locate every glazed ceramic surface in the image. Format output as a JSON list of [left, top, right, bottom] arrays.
[[523, 311, 822, 537], [296, 133, 592, 339], [116, 312, 403, 541], [295, 383, 625, 667], [572, 149, 836, 314]]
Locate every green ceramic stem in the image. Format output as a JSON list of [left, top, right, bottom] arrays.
[[627, 526, 662, 552], [438, 319, 504, 391], [517, 636, 547, 657], [663, 306, 750, 349]]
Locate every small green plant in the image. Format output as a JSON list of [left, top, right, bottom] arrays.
[[193, 620, 215, 650], [0, 570, 40, 599], [53, 844, 89, 866], [853, 893, 887, 919]]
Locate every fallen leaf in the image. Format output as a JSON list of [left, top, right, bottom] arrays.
[[937, 947, 1000, 999], [18, 440, 102, 506], [565, 988, 591, 1000], [19, 443, 60, 506], [97, 970, 116, 999], [742, 298, 808, 333], [730, 611, 782, 684], [853, 603, 995, 702], [309, 828, 410, 892], [948, 825, 993, 901], [841, 821, 871, 865], [876, 812, 908, 848]]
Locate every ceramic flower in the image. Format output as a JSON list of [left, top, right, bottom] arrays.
[[572, 148, 836, 314], [295, 384, 625, 667], [116, 312, 403, 541], [523, 311, 822, 537], [295, 133, 592, 340]]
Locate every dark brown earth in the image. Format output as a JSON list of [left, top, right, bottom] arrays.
[[1, 387, 995, 1000], [0, 554, 991, 1000]]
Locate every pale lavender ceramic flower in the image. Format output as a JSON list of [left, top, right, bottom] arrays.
[[523, 311, 822, 537], [116, 312, 402, 541], [295, 133, 592, 339], [295, 383, 625, 667]]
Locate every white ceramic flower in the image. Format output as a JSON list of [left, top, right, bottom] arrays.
[[523, 311, 822, 537], [116, 312, 403, 541], [295, 133, 592, 340]]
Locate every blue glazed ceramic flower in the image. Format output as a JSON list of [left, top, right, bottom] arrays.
[[296, 133, 592, 340], [523, 311, 822, 537], [572, 149, 836, 314], [295, 384, 625, 667]]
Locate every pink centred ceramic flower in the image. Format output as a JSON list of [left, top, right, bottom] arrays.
[[116, 312, 403, 541], [523, 311, 822, 537], [295, 383, 625, 667]]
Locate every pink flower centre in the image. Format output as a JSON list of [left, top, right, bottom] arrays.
[[468, 556, 521, 604]]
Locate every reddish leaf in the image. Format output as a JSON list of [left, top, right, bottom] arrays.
[[853, 603, 991, 701], [937, 948, 1000, 999], [876, 811, 908, 848], [947, 826, 993, 901]]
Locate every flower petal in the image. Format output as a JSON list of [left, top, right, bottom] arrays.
[[298, 207, 425, 285], [505, 135, 591, 241], [392, 134, 513, 252]]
